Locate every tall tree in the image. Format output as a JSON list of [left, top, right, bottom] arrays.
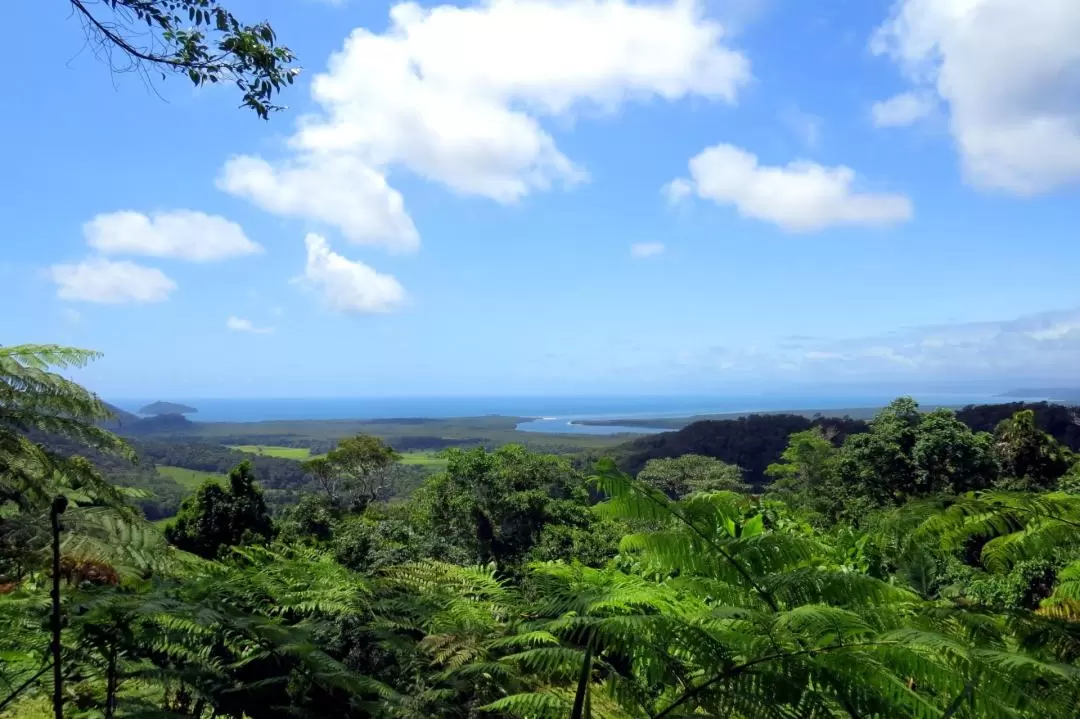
[[765, 427, 842, 520], [166, 460, 273, 558], [412, 445, 599, 569], [992, 409, 1074, 491], [636, 454, 749, 499], [64, 0, 298, 118], [302, 434, 400, 510], [912, 408, 998, 494], [835, 399, 999, 516]]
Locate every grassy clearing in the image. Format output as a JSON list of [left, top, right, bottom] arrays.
[[157, 465, 226, 490], [228, 445, 314, 460], [399, 451, 449, 471], [227, 445, 447, 472]]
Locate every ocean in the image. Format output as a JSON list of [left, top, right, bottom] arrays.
[[110, 392, 1052, 435]]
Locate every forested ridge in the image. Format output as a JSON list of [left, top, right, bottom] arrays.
[[5, 344, 1080, 718]]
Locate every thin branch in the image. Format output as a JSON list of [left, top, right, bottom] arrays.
[[68, 0, 226, 70], [0, 663, 52, 713]]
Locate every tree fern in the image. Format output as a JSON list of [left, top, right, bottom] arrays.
[[450, 462, 1080, 718]]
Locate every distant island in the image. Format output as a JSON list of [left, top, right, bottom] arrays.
[[139, 401, 198, 416]]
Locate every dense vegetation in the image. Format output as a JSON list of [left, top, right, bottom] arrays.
[[608, 413, 868, 487], [608, 401, 1080, 490], [4, 344, 1080, 718]]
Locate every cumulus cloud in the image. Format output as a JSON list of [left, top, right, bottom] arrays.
[[630, 242, 665, 258], [220, 0, 751, 246], [667, 143, 913, 231], [871, 0, 1080, 194], [300, 234, 406, 313], [226, 315, 275, 334], [218, 155, 419, 252], [871, 91, 936, 127], [51, 258, 176, 304], [84, 210, 261, 261]]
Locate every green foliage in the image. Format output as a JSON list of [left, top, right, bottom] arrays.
[[66, 0, 299, 118], [992, 410, 1074, 491], [610, 412, 867, 487], [467, 460, 1080, 719], [277, 493, 337, 543], [138, 439, 311, 488], [1, 345, 131, 496], [767, 400, 1002, 522], [303, 434, 401, 509], [165, 460, 274, 558], [6, 360, 1080, 719], [411, 446, 608, 571], [765, 427, 842, 521], [636, 454, 748, 498]]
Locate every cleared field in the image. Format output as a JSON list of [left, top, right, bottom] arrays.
[[228, 445, 313, 459], [227, 445, 447, 471], [399, 451, 448, 471], [157, 465, 226, 490]]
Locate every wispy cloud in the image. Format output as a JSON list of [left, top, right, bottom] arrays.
[[630, 242, 665, 258], [673, 306, 1080, 383], [226, 315, 275, 334], [779, 106, 823, 149]]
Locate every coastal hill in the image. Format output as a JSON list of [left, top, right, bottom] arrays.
[[139, 401, 198, 416], [604, 401, 1080, 489]]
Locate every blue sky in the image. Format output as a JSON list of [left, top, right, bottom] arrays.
[[4, 0, 1080, 398]]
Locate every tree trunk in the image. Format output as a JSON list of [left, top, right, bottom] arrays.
[[105, 639, 118, 719], [50, 495, 68, 719]]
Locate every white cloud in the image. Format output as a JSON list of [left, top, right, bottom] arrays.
[[226, 315, 275, 334], [871, 0, 1080, 193], [300, 234, 406, 313], [1025, 320, 1080, 341], [668, 143, 913, 231], [663, 177, 694, 204], [51, 258, 176, 304], [218, 155, 419, 252], [221, 0, 751, 245], [871, 91, 936, 127], [84, 210, 261, 261], [630, 242, 665, 258]]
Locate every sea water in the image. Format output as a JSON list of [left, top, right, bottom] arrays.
[[110, 392, 1053, 435]]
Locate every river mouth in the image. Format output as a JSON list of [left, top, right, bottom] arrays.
[[515, 417, 669, 435]]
